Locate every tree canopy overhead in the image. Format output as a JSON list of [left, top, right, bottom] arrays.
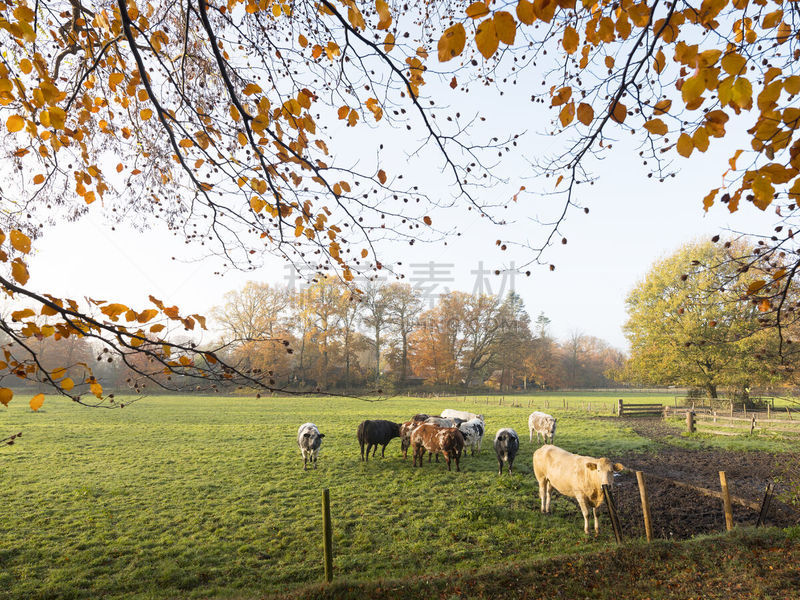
[[2, 0, 800, 403]]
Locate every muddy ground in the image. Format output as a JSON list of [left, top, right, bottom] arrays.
[[590, 418, 800, 539]]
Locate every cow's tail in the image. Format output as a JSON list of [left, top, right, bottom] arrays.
[[357, 421, 366, 444]]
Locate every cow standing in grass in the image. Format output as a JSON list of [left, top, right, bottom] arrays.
[[357, 419, 401, 461], [493, 428, 519, 474], [528, 411, 557, 444], [400, 420, 424, 460], [441, 409, 483, 422], [410, 424, 465, 471], [297, 423, 325, 470], [458, 418, 485, 456], [424, 416, 457, 428], [533, 444, 624, 534]]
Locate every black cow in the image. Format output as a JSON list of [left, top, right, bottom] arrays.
[[357, 419, 401, 461], [493, 428, 520, 475]]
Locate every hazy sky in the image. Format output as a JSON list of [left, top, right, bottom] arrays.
[[25, 138, 776, 352], [20, 33, 781, 352]]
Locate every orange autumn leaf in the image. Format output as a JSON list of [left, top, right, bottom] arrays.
[[30, 393, 45, 411], [438, 23, 465, 62]]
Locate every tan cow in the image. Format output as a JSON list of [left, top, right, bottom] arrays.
[[533, 444, 624, 534]]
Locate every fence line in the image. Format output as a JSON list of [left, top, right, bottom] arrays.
[[665, 407, 800, 437]]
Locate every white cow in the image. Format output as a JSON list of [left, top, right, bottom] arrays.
[[440, 409, 484, 423], [424, 416, 457, 428], [533, 444, 624, 534], [528, 411, 557, 444], [297, 423, 325, 470], [458, 417, 485, 456]]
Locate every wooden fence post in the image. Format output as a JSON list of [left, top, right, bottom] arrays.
[[787, 407, 793, 421], [757, 482, 774, 528], [617, 399, 623, 417], [750, 415, 756, 435], [730, 402, 734, 418], [686, 411, 696, 433], [602, 484, 623, 544], [719, 471, 734, 532], [322, 488, 333, 583], [767, 404, 771, 420], [636, 471, 653, 542]]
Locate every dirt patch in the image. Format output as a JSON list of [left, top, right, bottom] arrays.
[[603, 418, 800, 539]]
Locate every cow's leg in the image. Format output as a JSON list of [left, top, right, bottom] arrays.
[[381, 443, 387, 458], [576, 496, 591, 534], [497, 456, 503, 475], [592, 507, 600, 534], [360, 441, 365, 461], [536, 477, 547, 512], [508, 456, 514, 474], [372, 444, 378, 458], [303, 452, 308, 470], [455, 451, 460, 472], [445, 452, 451, 471]]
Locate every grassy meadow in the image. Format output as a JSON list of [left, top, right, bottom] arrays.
[[0, 391, 792, 598]]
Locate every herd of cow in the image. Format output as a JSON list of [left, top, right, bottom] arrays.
[[296, 409, 625, 534]]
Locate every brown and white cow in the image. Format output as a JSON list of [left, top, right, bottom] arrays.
[[410, 424, 465, 472], [533, 444, 624, 534], [399, 420, 424, 459]]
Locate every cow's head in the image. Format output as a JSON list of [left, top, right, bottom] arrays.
[[586, 459, 625, 487]]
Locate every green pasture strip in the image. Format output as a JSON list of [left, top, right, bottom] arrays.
[[418, 390, 678, 417], [281, 528, 800, 600], [1, 393, 651, 599]]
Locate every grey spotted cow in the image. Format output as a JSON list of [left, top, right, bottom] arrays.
[[297, 422, 325, 470], [493, 428, 520, 475], [528, 411, 557, 444]]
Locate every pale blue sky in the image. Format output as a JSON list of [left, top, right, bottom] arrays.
[[21, 32, 780, 352]]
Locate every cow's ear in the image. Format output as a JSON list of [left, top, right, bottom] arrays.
[[318, 433, 325, 438], [586, 462, 597, 471], [613, 463, 624, 472]]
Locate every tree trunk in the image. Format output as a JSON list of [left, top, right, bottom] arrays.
[[374, 328, 381, 383], [706, 382, 718, 399], [401, 331, 408, 382], [344, 335, 350, 391]]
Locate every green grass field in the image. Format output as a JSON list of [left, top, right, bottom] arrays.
[[0, 391, 793, 599]]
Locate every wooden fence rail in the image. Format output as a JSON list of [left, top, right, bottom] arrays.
[[672, 409, 800, 437], [617, 400, 664, 417]]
